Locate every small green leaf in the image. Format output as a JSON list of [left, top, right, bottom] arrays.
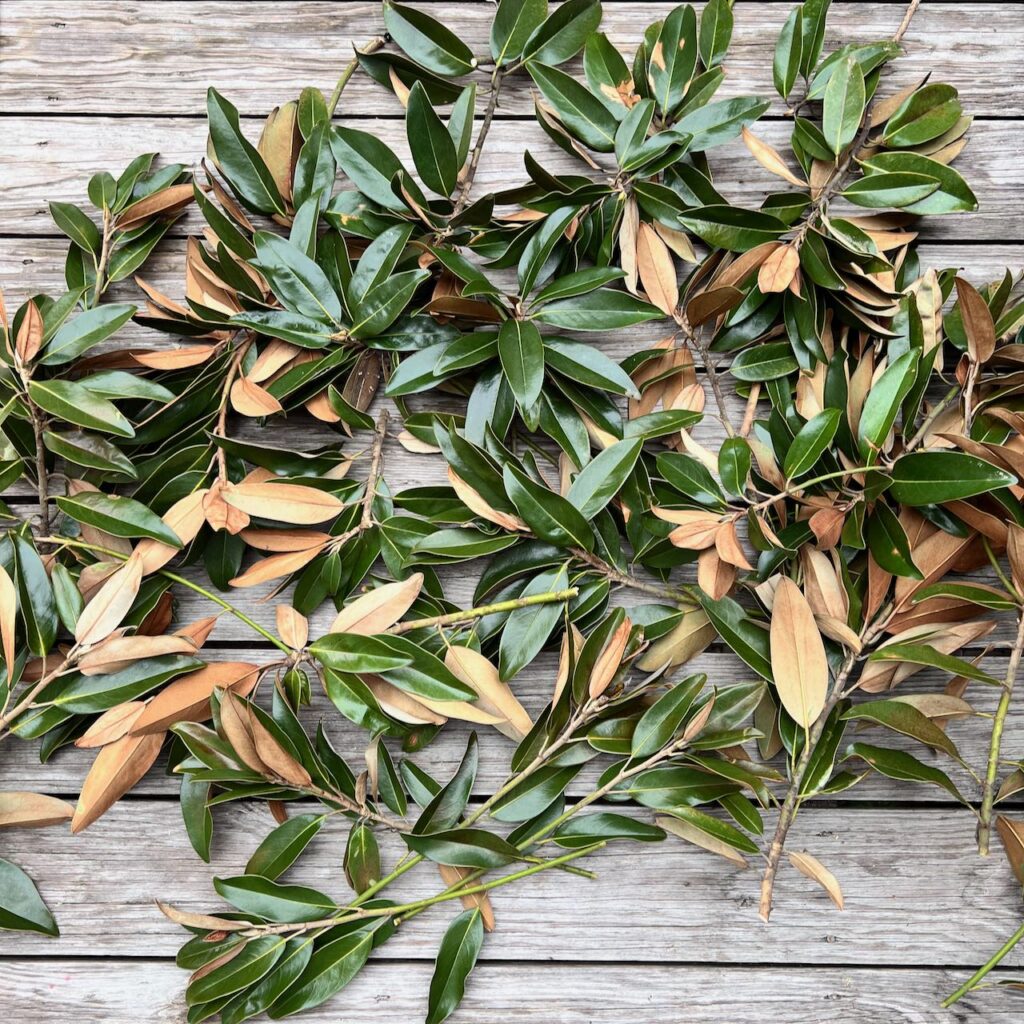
[[784, 409, 841, 479], [822, 56, 865, 155], [246, 814, 325, 881], [497, 319, 545, 409], [0, 858, 59, 936], [406, 81, 459, 196]]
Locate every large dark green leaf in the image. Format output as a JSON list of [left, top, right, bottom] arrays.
[[821, 56, 865, 155], [552, 812, 665, 848], [207, 89, 286, 215], [220, 937, 314, 1024], [527, 62, 617, 152], [402, 828, 521, 868], [497, 319, 545, 409], [29, 379, 135, 437], [427, 910, 484, 1024], [631, 674, 706, 757], [773, 7, 803, 100], [407, 81, 459, 196], [12, 535, 57, 656], [55, 492, 182, 546], [504, 463, 595, 551], [268, 930, 373, 1016], [846, 742, 965, 801], [784, 409, 841, 479], [187, 936, 286, 1006], [214, 875, 336, 924], [246, 814, 325, 880], [414, 733, 478, 834], [566, 437, 642, 518], [39, 304, 135, 365], [383, 1, 477, 76], [699, 594, 772, 680], [888, 452, 1016, 505], [532, 288, 662, 330], [330, 127, 417, 213], [499, 564, 570, 680], [521, 0, 600, 67], [491, 0, 547, 65], [841, 700, 960, 761], [860, 152, 977, 214], [857, 349, 918, 462], [254, 231, 342, 324], [677, 205, 786, 253], [842, 173, 940, 209], [42, 430, 136, 478]]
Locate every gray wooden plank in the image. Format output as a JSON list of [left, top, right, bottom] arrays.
[[0, 800, 1022, 964], [2, 2, 1021, 117], [1, 116, 1019, 239], [4, 959, 1023, 1023], [0, 645, 1016, 803]]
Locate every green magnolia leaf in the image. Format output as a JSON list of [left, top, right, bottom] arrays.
[[330, 126, 419, 213], [566, 437, 642, 518], [718, 437, 751, 496], [310, 634, 415, 674], [491, 0, 547, 65], [42, 430, 136, 477], [676, 205, 786, 253], [344, 822, 382, 894], [728, 341, 798, 381], [231, 310, 334, 348], [12, 534, 57, 656], [773, 7, 803, 100], [254, 231, 342, 324], [648, 3, 698, 116], [584, 32, 633, 119], [858, 349, 918, 462], [350, 269, 430, 339], [268, 930, 373, 1016], [497, 319, 545, 409], [384, 1, 477, 76], [522, 0, 601, 67], [50, 655, 202, 715], [527, 62, 617, 152], [888, 451, 1016, 505], [186, 935, 286, 1006], [426, 909, 484, 1024], [846, 742, 965, 802], [207, 89, 286, 215], [868, 644, 1003, 687], [220, 937, 314, 1024], [699, 0, 734, 70], [532, 288, 662, 330], [29, 379, 135, 437], [881, 83, 962, 148], [841, 700, 960, 761], [491, 762, 581, 822], [842, 172, 940, 209], [544, 336, 639, 396], [214, 875, 336, 924], [246, 814, 325, 880], [407, 81, 459, 196], [673, 96, 770, 152], [552, 812, 665, 848], [519, 206, 578, 297], [822, 56, 865, 155], [866, 501, 922, 578], [39, 304, 135, 365], [55, 492, 182, 546], [859, 152, 978, 214], [504, 463, 595, 551], [631, 674, 706, 757], [699, 593, 772, 680], [784, 409, 841, 479], [414, 734, 478, 835], [403, 828, 521, 868], [499, 564, 570, 680], [657, 452, 726, 507], [49, 201, 101, 256], [0, 858, 59, 936]]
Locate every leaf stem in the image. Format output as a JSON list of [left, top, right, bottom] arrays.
[[327, 37, 387, 116], [749, 465, 878, 514], [942, 918, 1024, 1007], [450, 66, 505, 220], [387, 588, 578, 635], [37, 535, 291, 653], [977, 612, 1024, 855], [91, 207, 113, 308]]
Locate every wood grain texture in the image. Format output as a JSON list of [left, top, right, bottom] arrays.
[[1, 800, 1023, 965], [2, 2, 1021, 117], [1, 648, 1017, 804], [5, 959, 1024, 1023], [2, 116, 1020, 239]]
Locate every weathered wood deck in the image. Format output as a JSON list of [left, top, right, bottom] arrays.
[[2, 1, 1024, 1021]]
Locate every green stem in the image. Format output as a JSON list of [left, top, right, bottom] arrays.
[[978, 612, 1024, 855], [327, 37, 386, 116], [38, 535, 290, 653], [942, 919, 1024, 1007], [388, 588, 578, 635], [751, 465, 879, 513]]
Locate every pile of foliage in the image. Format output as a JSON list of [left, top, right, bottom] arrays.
[[2, 0, 1023, 1017]]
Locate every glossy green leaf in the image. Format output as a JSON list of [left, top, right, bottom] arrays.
[[527, 62, 617, 152], [784, 409, 841, 479], [29, 379, 135, 437], [522, 0, 601, 66], [631, 674, 706, 757], [773, 7, 803, 100], [888, 451, 1016, 505], [491, 0, 547, 65], [842, 172, 940, 209], [0, 858, 58, 936], [499, 564, 570, 680], [407, 81, 459, 196], [847, 742, 965, 802], [39, 304, 135, 365], [56, 492, 182, 546], [403, 828, 520, 868], [246, 814, 325, 881], [566, 437, 642, 518], [822, 56, 865, 155], [383, 1, 477, 76], [699, 0, 733, 69], [841, 700, 960, 760], [268, 930, 373, 1017], [49, 201, 101, 256], [504, 463, 595, 551], [213, 875, 336, 924], [532, 288, 662, 330], [497, 319, 545, 409], [426, 909, 484, 1024], [866, 501, 922, 578]]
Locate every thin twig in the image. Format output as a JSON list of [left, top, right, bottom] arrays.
[[449, 67, 505, 221], [942, 919, 1024, 1007], [387, 588, 578, 635]]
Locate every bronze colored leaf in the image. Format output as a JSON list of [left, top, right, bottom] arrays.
[[590, 616, 632, 699], [657, 812, 747, 868], [223, 481, 344, 525], [637, 608, 716, 671], [955, 276, 996, 364], [685, 285, 743, 327], [330, 574, 424, 635], [636, 222, 678, 316], [0, 791, 74, 828], [449, 469, 527, 532], [75, 702, 148, 748], [619, 196, 639, 294], [230, 377, 285, 417], [77, 634, 199, 675], [757, 244, 801, 294], [219, 692, 269, 774], [240, 529, 332, 553], [115, 183, 194, 230], [0, 564, 16, 673], [995, 816, 1024, 885], [276, 605, 309, 650], [71, 729, 164, 832], [1006, 523, 1024, 597], [741, 127, 808, 187], [439, 864, 496, 931], [229, 544, 326, 588], [769, 576, 828, 728], [75, 552, 144, 646], [444, 645, 533, 740], [698, 548, 735, 601], [155, 900, 250, 931], [788, 850, 844, 910], [131, 662, 259, 735], [136, 490, 208, 575], [15, 299, 44, 364], [364, 676, 446, 726], [652, 508, 723, 549]]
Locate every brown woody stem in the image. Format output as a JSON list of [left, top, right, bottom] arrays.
[[328, 408, 389, 551], [0, 647, 78, 739], [450, 67, 505, 220], [977, 612, 1024, 855]]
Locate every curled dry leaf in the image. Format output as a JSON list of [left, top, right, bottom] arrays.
[[444, 645, 533, 741], [657, 813, 748, 868], [75, 552, 144, 646], [788, 850, 844, 910], [757, 244, 801, 294], [230, 376, 284, 417], [330, 574, 424, 635], [769, 577, 828, 728], [15, 298, 44, 364], [364, 676, 446, 726], [0, 563, 16, 673], [222, 480, 344, 526], [0, 791, 75, 828], [75, 702, 148, 748], [955, 276, 996, 364], [155, 900, 250, 932], [131, 662, 260, 735], [220, 691, 311, 787], [996, 816, 1024, 885], [276, 605, 309, 650], [438, 864, 496, 932], [115, 183, 194, 230], [71, 729, 165, 832], [590, 617, 632, 699], [741, 126, 808, 187]]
